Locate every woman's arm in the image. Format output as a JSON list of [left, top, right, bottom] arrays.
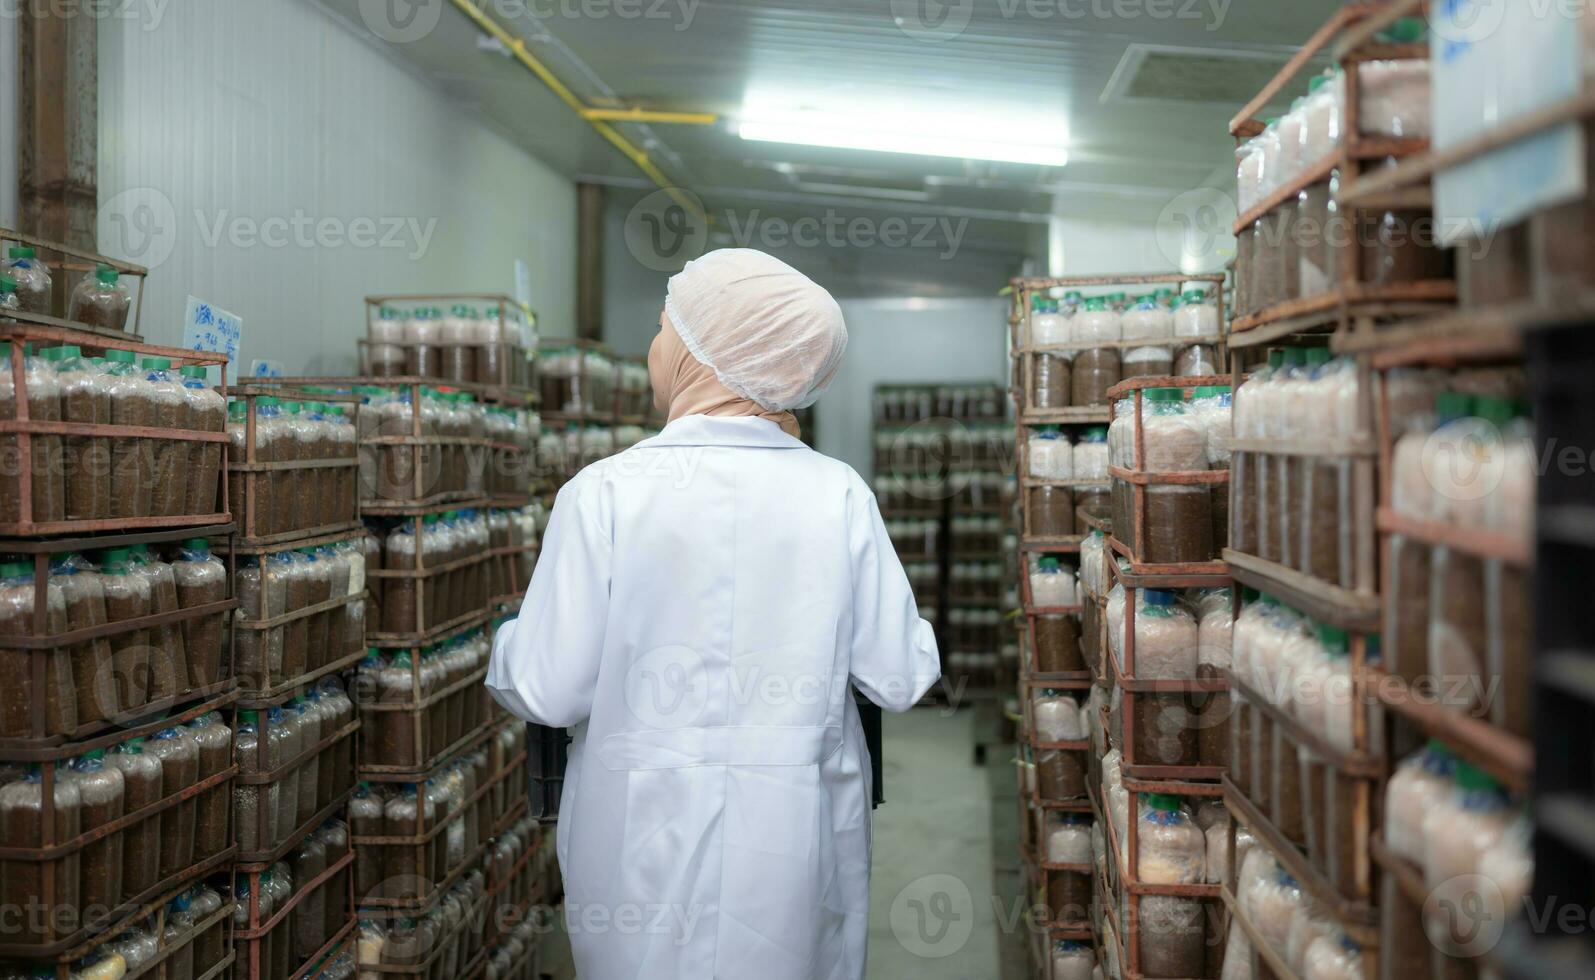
[[846, 481, 942, 712], [486, 474, 612, 726]]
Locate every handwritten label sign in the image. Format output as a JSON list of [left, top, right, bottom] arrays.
[[181, 296, 243, 384]]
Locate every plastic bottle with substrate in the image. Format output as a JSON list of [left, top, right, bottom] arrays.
[[266, 706, 301, 844], [178, 366, 225, 514], [67, 264, 131, 331], [48, 346, 112, 521], [1384, 741, 1457, 863], [3, 247, 52, 315], [147, 726, 199, 878], [105, 738, 161, 902], [131, 546, 186, 703], [140, 358, 187, 517], [1136, 793, 1206, 884], [70, 750, 125, 919], [290, 696, 321, 824]]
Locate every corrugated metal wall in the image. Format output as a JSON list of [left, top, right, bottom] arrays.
[[98, 0, 577, 375]]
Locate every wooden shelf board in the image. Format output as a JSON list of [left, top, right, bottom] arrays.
[[1223, 549, 1379, 632]]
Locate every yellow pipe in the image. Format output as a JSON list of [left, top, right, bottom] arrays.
[[451, 0, 708, 223], [581, 108, 718, 125]]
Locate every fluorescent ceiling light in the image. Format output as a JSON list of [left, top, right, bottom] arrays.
[[738, 107, 1068, 167]]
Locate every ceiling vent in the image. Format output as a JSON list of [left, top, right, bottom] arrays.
[[1101, 43, 1322, 109]]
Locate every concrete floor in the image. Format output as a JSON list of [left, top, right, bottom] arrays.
[[542, 705, 1026, 979]]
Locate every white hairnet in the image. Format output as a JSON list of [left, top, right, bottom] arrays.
[[663, 248, 848, 411]]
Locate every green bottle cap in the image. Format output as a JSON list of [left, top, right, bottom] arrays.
[[1436, 392, 1472, 423], [8, 246, 36, 260], [0, 276, 15, 294], [0, 561, 31, 578], [182, 539, 209, 552], [95, 264, 119, 285], [180, 365, 208, 380], [1317, 624, 1348, 653], [1282, 347, 1306, 367], [1454, 761, 1500, 794], [1267, 350, 1284, 369], [1146, 793, 1181, 813], [140, 356, 171, 371], [105, 349, 136, 364], [1304, 348, 1331, 366], [1474, 395, 1514, 429], [1038, 557, 1061, 571]]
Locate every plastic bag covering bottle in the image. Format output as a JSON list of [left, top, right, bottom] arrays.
[[47, 346, 112, 521], [163, 890, 197, 980], [1136, 794, 1205, 884], [0, 277, 15, 316], [1030, 557, 1076, 608], [71, 749, 125, 917], [1299, 934, 1361, 980], [147, 726, 198, 878], [1235, 135, 1264, 214], [1384, 742, 1457, 863], [1049, 939, 1093, 980], [0, 560, 76, 737], [1484, 405, 1533, 736], [1031, 297, 1068, 346], [185, 712, 231, 862], [232, 712, 274, 854], [136, 358, 185, 517], [130, 545, 185, 703], [1477, 810, 1533, 921], [1173, 289, 1218, 340], [1299, 71, 1343, 170], [288, 697, 321, 826], [1421, 763, 1514, 937], [68, 264, 131, 331], [1034, 690, 1082, 743], [1122, 294, 1173, 343], [404, 307, 441, 379], [1256, 117, 1284, 199], [50, 553, 113, 728], [1027, 426, 1071, 479], [172, 540, 226, 689], [1124, 343, 1173, 382], [351, 784, 387, 903], [1286, 902, 1339, 975], [1116, 589, 1197, 680], [178, 366, 224, 514], [1, 763, 85, 940], [3, 246, 52, 314], [1066, 426, 1106, 483], [232, 873, 272, 977], [266, 706, 300, 843], [4, 342, 66, 525], [1247, 863, 1305, 957], [1044, 813, 1092, 865], [1070, 297, 1122, 407], [103, 738, 161, 903], [368, 306, 406, 377]]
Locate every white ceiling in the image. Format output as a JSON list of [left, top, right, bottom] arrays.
[[317, 0, 1341, 256]]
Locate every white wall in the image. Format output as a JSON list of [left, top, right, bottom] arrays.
[[96, 0, 576, 376], [817, 297, 1009, 476]]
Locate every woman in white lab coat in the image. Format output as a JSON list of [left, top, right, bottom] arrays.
[[486, 249, 941, 980]]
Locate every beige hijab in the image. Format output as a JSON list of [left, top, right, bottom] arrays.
[[648, 311, 801, 438]]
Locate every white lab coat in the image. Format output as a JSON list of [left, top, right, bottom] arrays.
[[486, 415, 940, 980]]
